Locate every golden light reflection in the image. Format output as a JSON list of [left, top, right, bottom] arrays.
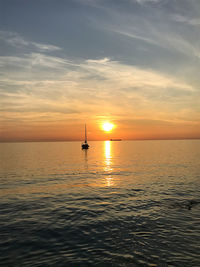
[[83, 148, 88, 170], [105, 141, 112, 167], [105, 177, 113, 187], [104, 141, 114, 187]]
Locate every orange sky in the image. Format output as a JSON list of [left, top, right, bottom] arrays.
[[1, 118, 199, 142], [1, 1, 200, 142], [1, 60, 199, 142]]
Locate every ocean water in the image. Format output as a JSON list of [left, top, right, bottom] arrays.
[[0, 140, 200, 267]]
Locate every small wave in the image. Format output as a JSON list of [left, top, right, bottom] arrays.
[[164, 199, 200, 210]]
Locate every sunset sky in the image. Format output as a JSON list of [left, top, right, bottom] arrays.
[[0, 0, 200, 141]]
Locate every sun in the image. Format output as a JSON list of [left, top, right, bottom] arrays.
[[102, 122, 115, 132]]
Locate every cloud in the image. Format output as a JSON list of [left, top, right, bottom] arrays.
[[76, 0, 162, 7], [0, 103, 79, 115], [105, 17, 200, 59], [171, 14, 200, 26], [0, 51, 198, 126], [86, 57, 110, 64], [0, 30, 61, 52], [82, 0, 200, 63], [110, 28, 160, 47], [31, 42, 61, 52], [134, 0, 161, 4]]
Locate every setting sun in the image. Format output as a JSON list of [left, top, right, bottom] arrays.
[[102, 122, 115, 132]]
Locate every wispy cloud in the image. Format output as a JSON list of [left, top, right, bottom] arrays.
[[86, 57, 110, 64], [0, 30, 61, 52], [82, 0, 200, 62], [110, 28, 160, 47], [0, 51, 198, 126], [171, 14, 200, 26], [134, 0, 161, 4], [104, 14, 200, 59]]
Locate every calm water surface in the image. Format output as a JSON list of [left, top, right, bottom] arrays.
[[0, 140, 200, 266]]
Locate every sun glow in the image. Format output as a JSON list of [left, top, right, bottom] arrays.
[[102, 122, 115, 132]]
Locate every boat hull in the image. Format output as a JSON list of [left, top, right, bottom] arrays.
[[82, 143, 89, 149]]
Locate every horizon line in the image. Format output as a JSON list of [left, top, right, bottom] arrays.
[[0, 137, 200, 143]]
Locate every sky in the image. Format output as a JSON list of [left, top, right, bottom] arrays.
[[0, 0, 200, 141]]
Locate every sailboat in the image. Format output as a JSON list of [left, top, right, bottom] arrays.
[[82, 124, 89, 149]]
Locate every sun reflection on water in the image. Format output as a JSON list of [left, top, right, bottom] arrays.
[[104, 141, 114, 186]]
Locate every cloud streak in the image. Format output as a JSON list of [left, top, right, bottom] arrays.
[[0, 50, 198, 127], [0, 31, 61, 52]]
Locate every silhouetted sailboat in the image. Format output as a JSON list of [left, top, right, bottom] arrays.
[[82, 124, 89, 149]]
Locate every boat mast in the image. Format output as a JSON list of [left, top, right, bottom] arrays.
[[85, 124, 87, 143]]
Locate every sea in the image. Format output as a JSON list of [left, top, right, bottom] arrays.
[[0, 140, 200, 267]]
